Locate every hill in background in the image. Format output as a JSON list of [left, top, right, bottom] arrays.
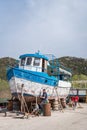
[[0, 56, 87, 81], [0, 57, 18, 98], [0, 57, 18, 80], [58, 56, 87, 75], [0, 56, 87, 98]]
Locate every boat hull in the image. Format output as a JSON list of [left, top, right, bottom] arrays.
[[8, 76, 71, 101], [7, 67, 71, 102]]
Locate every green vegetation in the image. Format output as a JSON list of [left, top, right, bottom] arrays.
[[58, 56, 87, 75], [72, 81, 87, 88], [0, 78, 11, 99], [0, 78, 9, 91], [72, 74, 87, 80], [0, 57, 17, 98], [0, 57, 18, 80], [72, 74, 87, 88]]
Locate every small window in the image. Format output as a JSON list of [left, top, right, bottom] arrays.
[[33, 58, 40, 66], [21, 58, 26, 66], [26, 57, 32, 65]]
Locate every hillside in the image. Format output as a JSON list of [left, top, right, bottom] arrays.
[[0, 79, 11, 99], [0, 56, 87, 98], [0, 56, 87, 80], [0, 57, 18, 80], [58, 56, 87, 75]]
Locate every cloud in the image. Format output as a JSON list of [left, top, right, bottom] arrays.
[[0, 0, 87, 58]]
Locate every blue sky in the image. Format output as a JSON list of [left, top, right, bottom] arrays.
[[0, 0, 87, 59]]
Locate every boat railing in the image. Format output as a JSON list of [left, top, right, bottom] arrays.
[[45, 54, 72, 76], [59, 64, 72, 73], [47, 63, 72, 76]]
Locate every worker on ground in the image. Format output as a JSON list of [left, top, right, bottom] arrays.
[[40, 89, 48, 114], [74, 95, 79, 108], [71, 95, 79, 110]]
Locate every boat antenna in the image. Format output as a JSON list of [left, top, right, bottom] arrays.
[[38, 50, 40, 53], [35, 50, 40, 54]]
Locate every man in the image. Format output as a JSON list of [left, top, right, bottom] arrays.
[[40, 89, 48, 113], [40, 89, 48, 103], [74, 95, 79, 108], [71, 95, 79, 110]]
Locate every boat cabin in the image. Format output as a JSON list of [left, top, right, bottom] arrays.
[[19, 52, 48, 73], [19, 51, 72, 82]]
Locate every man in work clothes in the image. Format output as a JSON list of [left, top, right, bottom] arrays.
[[40, 89, 48, 113]]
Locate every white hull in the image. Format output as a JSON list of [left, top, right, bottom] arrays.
[[9, 77, 71, 99]]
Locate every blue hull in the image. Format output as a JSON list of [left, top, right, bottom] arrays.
[[7, 67, 58, 87]]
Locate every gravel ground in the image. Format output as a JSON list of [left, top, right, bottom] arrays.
[[0, 103, 87, 130]]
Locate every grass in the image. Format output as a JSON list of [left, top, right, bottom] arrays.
[[0, 79, 9, 91], [0, 79, 11, 98]]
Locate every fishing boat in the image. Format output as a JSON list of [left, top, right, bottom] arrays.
[[7, 51, 72, 102]]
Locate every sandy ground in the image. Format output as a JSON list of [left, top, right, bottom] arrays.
[[0, 103, 87, 130]]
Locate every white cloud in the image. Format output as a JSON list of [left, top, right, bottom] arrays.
[[0, 0, 87, 58]]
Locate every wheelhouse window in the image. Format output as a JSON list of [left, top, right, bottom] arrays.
[[26, 57, 32, 65], [33, 58, 40, 66], [21, 58, 26, 66]]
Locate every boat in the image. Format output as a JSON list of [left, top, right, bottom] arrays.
[[6, 51, 72, 102]]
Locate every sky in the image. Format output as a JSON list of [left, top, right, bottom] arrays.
[[0, 0, 87, 59]]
